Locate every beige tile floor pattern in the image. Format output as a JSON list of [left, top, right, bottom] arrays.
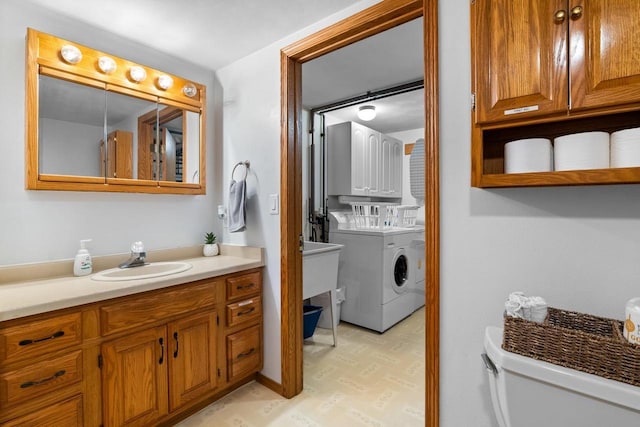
[[176, 307, 425, 427]]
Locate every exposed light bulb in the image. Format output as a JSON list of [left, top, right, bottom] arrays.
[[182, 83, 197, 98], [129, 66, 147, 82], [60, 45, 82, 64], [357, 105, 376, 121], [98, 56, 117, 74], [157, 75, 173, 90]]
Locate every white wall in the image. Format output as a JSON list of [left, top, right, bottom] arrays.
[[388, 127, 425, 221], [40, 118, 103, 176], [0, 0, 219, 266], [440, 0, 640, 425], [214, 0, 380, 385]]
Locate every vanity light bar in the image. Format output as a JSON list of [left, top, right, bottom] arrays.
[[182, 83, 197, 98], [42, 29, 203, 106], [129, 66, 147, 83], [60, 44, 82, 64], [98, 56, 117, 74], [157, 74, 173, 90]]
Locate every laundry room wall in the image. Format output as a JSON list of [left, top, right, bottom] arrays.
[[388, 127, 425, 221]]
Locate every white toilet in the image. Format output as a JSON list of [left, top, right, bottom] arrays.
[[483, 326, 640, 427]]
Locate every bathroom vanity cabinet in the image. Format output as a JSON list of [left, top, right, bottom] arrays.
[[0, 268, 263, 427], [471, 0, 640, 187]]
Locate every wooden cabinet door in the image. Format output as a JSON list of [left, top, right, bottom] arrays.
[[102, 326, 168, 427], [167, 311, 218, 412], [569, 0, 640, 110], [473, 0, 568, 123]]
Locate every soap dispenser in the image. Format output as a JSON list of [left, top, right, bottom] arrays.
[[73, 239, 93, 277]]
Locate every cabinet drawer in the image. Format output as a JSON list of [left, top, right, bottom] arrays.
[[0, 312, 82, 365], [226, 296, 262, 328], [100, 281, 219, 335], [2, 394, 83, 427], [0, 350, 82, 407], [226, 325, 261, 381], [226, 272, 261, 301]]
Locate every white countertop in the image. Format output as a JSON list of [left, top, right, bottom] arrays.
[[0, 247, 264, 322]]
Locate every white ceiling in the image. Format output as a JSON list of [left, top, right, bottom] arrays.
[[22, 0, 364, 70], [303, 17, 424, 134]]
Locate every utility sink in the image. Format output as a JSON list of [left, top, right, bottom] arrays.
[[91, 262, 192, 282]]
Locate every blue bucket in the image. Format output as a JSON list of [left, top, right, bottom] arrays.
[[303, 305, 323, 339]]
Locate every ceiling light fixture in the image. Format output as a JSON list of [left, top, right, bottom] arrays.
[[357, 105, 376, 121], [60, 45, 82, 64], [98, 56, 117, 74], [129, 66, 147, 83]]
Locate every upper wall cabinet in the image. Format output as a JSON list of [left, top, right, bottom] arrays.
[[26, 29, 206, 194], [471, 0, 640, 188], [327, 121, 402, 198]]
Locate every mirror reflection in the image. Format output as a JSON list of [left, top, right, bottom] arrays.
[[39, 75, 105, 177], [153, 105, 200, 183], [105, 90, 157, 180], [28, 29, 206, 194]]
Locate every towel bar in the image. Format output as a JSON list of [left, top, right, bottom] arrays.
[[232, 161, 250, 180]]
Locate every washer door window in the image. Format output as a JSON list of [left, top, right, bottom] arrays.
[[392, 251, 409, 294]]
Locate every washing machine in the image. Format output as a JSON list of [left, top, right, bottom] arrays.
[[329, 227, 417, 332]]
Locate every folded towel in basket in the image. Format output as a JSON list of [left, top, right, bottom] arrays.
[[228, 178, 246, 232], [505, 291, 548, 323]]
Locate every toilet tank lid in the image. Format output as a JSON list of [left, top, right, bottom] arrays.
[[484, 326, 640, 412]]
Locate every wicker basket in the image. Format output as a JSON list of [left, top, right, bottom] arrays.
[[502, 307, 640, 387]]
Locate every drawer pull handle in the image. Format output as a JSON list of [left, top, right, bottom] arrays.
[[238, 307, 256, 316], [173, 332, 179, 358], [20, 370, 66, 388], [236, 283, 254, 290], [237, 348, 255, 360], [159, 337, 164, 365], [19, 330, 65, 346]]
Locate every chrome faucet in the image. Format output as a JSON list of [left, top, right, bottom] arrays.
[[119, 241, 147, 268]]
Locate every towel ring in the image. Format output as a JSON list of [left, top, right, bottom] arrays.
[[232, 161, 250, 181]]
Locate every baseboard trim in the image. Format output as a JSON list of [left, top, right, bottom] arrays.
[[256, 373, 284, 396]]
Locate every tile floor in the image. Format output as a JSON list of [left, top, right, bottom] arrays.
[[176, 307, 425, 426]]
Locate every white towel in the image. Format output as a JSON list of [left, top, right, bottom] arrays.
[[505, 292, 548, 323], [228, 178, 246, 232]]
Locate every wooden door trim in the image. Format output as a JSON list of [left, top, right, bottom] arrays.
[[280, 2, 440, 427]]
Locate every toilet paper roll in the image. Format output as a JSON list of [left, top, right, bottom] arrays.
[[504, 138, 553, 173], [554, 131, 609, 171], [611, 127, 640, 168]]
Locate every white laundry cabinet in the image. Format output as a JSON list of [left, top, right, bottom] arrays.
[[327, 121, 402, 198]]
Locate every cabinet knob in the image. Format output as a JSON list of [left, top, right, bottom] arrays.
[[570, 5, 583, 20], [553, 9, 566, 23]]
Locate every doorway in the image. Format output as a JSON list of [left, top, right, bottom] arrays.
[[279, 1, 440, 426]]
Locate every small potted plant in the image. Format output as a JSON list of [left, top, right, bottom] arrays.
[[203, 232, 219, 256]]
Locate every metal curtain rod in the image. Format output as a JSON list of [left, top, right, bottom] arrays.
[[309, 79, 424, 115]]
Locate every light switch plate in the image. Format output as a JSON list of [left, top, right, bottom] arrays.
[[269, 193, 279, 215]]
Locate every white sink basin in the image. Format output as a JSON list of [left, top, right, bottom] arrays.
[[91, 262, 192, 282]]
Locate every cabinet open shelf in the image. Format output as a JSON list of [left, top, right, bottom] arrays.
[[473, 109, 640, 188]]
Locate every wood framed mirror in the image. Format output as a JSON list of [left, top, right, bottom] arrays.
[[25, 28, 206, 194]]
